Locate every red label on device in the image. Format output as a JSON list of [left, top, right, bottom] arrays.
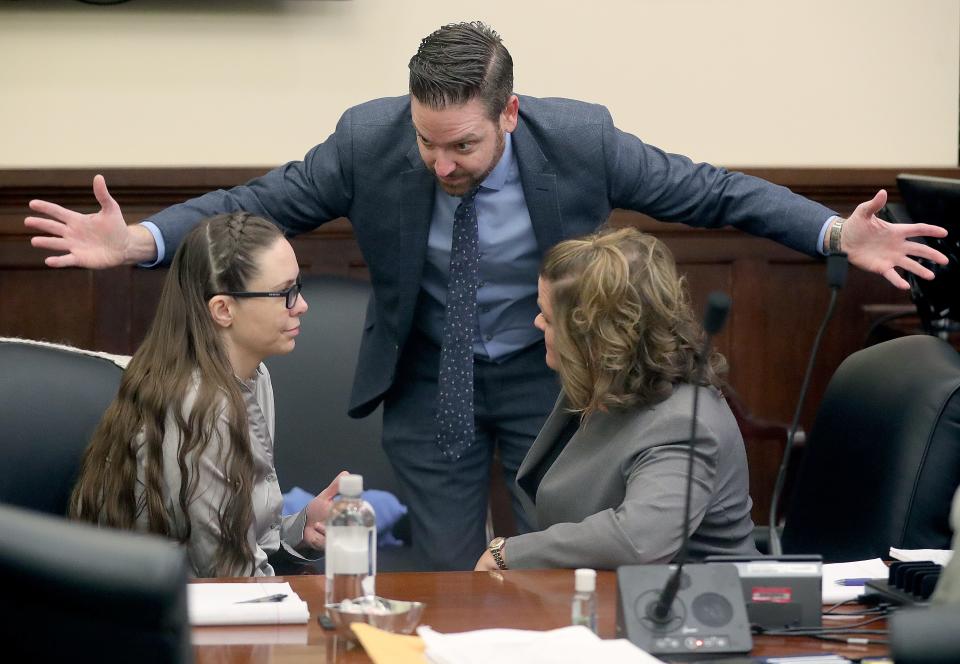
[[751, 586, 792, 603]]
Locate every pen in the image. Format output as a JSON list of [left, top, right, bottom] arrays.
[[834, 578, 873, 586], [235, 593, 287, 603]]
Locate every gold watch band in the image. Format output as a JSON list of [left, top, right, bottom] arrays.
[[828, 218, 845, 254], [489, 536, 508, 570]]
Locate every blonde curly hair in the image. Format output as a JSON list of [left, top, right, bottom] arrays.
[[540, 227, 727, 417]]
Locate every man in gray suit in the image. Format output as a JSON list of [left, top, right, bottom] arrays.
[[26, 22, 947, 570]]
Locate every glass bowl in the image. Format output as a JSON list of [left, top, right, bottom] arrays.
[[324, 596, 425, 639]]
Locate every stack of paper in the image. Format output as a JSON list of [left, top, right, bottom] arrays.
[[187, 582, 310, 626], [192, 625, 308, 646], [889, 547, 953, 566]]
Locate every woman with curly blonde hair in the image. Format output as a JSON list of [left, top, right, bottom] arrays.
[[476, 227, 757, 571]]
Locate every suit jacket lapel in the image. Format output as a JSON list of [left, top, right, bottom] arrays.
[[396, 143, 436, 339], [512, 118, 564, 252], [517, 393, 575, 501]]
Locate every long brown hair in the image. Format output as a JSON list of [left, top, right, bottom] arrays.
[[541, 227, 727, 417], [70, 212, 283, 576]]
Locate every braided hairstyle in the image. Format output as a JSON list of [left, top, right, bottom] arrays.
[[71, 212, 283, 577]]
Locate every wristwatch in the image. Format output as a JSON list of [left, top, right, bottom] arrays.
[[828, 217, 845, 254], [488, 536, 508, 570]]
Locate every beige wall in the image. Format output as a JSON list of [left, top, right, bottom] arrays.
[[2, 0, 957, 168]]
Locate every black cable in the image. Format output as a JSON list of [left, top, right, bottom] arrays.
[[757, 629, 888, 642], [754, 613, 891, 641], [769, 286, 841, 554], [823, 606, 892, 617], [769, 613, 889, 632], [822, 597, 861, 614], [811, 634, 889, 646], [824, 600, 895, 617]]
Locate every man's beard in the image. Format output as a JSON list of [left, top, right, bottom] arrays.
[[435, 130, 506, 196]]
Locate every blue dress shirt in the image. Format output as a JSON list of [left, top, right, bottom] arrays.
[[415, 133, 543, 362]]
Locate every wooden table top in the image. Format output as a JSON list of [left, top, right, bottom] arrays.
[[192, 570, 889, 663]]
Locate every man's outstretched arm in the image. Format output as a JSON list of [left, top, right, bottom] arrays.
[[25, 174, 158, 268]]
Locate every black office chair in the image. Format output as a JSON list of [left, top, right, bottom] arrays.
[[781, 335, 960, 562], [266, 275, 421, 570], [0, 340, 124, 515], [0, 503, 191, 663]]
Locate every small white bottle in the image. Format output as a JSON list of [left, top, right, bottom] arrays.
[[324, 474, 377, 607], [571, 568, 597, 633]]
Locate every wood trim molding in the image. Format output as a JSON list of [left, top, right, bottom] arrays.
[[3, 165, 958, 203], [4, 165, 957, 238]]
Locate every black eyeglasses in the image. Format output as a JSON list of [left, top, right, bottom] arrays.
[[211, 275, 302, 309]]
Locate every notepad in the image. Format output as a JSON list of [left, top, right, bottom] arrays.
[[187, 582, 310, 626], [821, 559, 890, 604]]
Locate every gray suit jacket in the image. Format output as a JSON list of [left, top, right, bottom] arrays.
[[506, 385, 758, 569], [144, 95, 835, 417]]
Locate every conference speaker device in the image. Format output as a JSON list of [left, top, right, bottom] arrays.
[[616, 563, 752, 659]]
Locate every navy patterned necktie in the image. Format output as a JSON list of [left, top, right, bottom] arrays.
[[436, 187, 480, 460]]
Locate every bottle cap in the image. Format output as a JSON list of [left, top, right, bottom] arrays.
[[339, 474, 363, 497], [575, 568, 596, 592]]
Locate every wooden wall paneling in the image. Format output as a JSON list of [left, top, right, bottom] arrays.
[[129, 267, 168, 351], [92, 267, 134, 354], [0, 267, 97, 347]]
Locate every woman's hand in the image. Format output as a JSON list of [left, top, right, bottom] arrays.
[[302, 470, 349, 547], [474, 549, 500, 571], [302, 519, 327, 550]]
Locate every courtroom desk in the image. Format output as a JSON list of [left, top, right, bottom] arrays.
[[192, 571, 889, 663]]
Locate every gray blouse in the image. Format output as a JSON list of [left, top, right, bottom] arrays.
[[134, 365, 315, 577]]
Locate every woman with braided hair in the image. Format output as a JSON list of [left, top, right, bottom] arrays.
[[476, 227, 757, 571], [71, 212, 343, 577]]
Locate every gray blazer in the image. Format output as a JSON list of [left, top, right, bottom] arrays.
[[506, 385, 758, 569], [144, 95, 835, 418]]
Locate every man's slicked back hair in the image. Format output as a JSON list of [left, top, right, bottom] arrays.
[[409, 21, 514, 121]]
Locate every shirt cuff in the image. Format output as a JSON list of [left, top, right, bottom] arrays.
[[278, 509, 323, 562], [817, 215, 840, 256], [138, 221, 165, 267], [281, 509, 309, 550]]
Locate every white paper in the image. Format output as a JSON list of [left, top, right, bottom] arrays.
[[187, 582, 310, 626], [821, 558, 890, 604], [191, 624, 308, 645], [417, 624, 664, 664], [889, 547, 953, 566]]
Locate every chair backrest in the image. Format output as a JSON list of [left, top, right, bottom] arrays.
[[0, 341, 123, 515], [0, 503, 191, 663], [781, 335, 960, 562], [266, 275, 396, 496]]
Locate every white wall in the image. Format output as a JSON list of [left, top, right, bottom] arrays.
[[1, 0, 957, 168]]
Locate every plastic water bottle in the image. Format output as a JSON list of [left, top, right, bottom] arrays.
[[571, 568, 597, 633], [324, 474, 377, 607]]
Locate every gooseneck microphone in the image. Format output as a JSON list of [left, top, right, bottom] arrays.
[[768, 253, 848, 556], [650, 291, 731, 623]]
